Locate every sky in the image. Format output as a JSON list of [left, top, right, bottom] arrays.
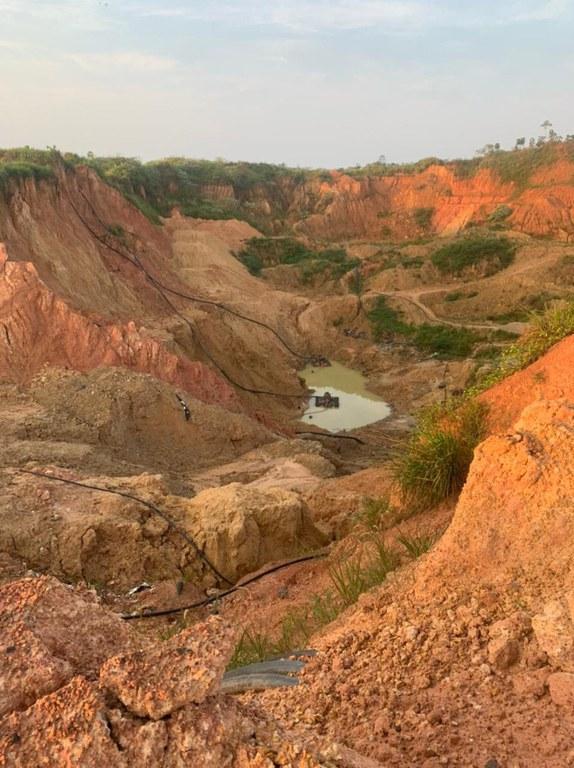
[[0, 0, 573, 167]]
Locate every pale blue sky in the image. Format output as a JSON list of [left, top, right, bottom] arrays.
[[1, 0, 573, 166]]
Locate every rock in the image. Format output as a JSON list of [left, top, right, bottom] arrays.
[[180, 483, 327, 582], [511, 669, 549, 699], [0, 576, 140, 718], [100, 616, 236, 719], [487, 614, 530, 671], [488, 636, 519, 670], [0, 676, 124, 768], [548, 672, 574, 708], [532, 599, 574, 671]]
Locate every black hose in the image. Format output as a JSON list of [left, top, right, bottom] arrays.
[[63, 191, 305, 399], [121, 547, 330, 620], [17, 468, 233, 586]]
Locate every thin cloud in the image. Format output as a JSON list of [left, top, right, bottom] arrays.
[[0, 0, 109, 30], [65, 51, 178, 73], [132, 0, 571, 30]]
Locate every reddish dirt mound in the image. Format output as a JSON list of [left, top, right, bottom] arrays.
[[480, 335, 574, 431], [255, 398, 574, 766]]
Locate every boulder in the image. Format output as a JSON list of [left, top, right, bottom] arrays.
[[0, 576, 140, 718], [532, 599, 574, 672], [100, 617, 236, 720], [179, 483, 327, 583]]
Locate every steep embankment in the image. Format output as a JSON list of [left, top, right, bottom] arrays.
[[289, 160, 574, 242], [256, 342, 574, 765], [0, 165, 314, 418], [168, 148, 574, 242]]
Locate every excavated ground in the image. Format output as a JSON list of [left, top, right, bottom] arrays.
[[2, 164, 574, 766]]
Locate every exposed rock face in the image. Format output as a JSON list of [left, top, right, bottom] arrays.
[[100, 617, 236, 719], [0, 466, 325, 590], [0, 245, 238, 407], [0, 576, 140, 718], [181, 483, 328, 582], [0, 576, 329, 768], [0, 167, 308, 418], [286, 160, 574, 242]]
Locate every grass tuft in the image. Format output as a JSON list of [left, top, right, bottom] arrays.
[[395, 398, 487, 509], [397, 531, 438, 559]]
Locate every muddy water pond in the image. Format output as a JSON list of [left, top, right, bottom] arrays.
[[300, 361, 391, 432]]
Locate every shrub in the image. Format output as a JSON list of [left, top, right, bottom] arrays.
[[413, 207, 434, 229], [236, 237, 357, 282], [238, 250, 263, 276], [396, 398, 487, 508], [410, 324, 481, 358], [368, 297, 411, 339], [488, 205, 513, 223], [445, 290, 479, 302], [369, 297, 481, 357], [431, 235, 516, 276], [0, 161, 54, 190], [473, 299, 574, 393]]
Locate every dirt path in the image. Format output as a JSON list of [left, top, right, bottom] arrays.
[[366, 241, 566, 333]]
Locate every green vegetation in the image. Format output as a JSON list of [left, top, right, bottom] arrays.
[[236, 236, 359, 281], [489, 328, 520, 341], [0, 148, 58, 190], [431, 235, 516, 276], [357, 496, 393, 531], [412, 324, 480, 357], [229, 540, 399, 668], [376, 249, 424, 270], [413, 207, 435, 229], [488, 205, 513, 223], [487, 292, 562, 324], [470, 299, 574, 393], [368, 296, 481, 358], [397, 531, 438, 559], [396, 398, 487, 509], [445, 290, 479, 302]]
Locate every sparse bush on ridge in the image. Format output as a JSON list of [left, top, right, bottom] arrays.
[[431, 235, 516, 276], [368, 296, 482, 358], [395, 398, 488, 509], [470, 299, 574, 393], [0, 161, 54, 190]]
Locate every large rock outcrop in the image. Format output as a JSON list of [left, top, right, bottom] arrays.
[[0, 576, 328, 768], [180, 483, 328, 583], [0, 470, 325, 589]]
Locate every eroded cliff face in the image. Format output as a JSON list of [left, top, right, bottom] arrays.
[[289, 161, 574, 242], [196, 157, 574, 241], [0, 245, 239, 408], [0, 166, 308, 415]]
